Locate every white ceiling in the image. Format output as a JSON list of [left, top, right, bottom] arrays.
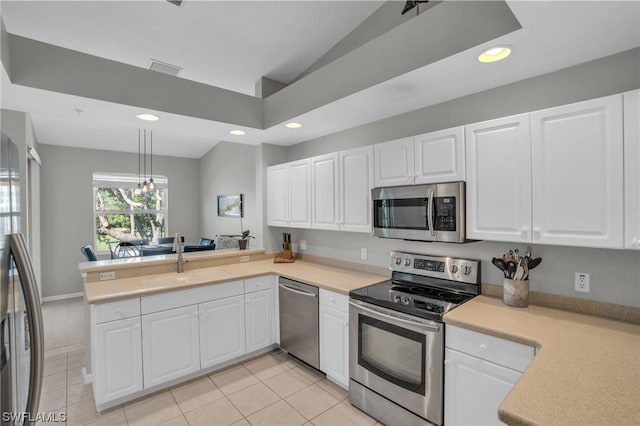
[[1, 1, 639, 159]]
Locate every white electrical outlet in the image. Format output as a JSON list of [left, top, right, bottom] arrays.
[[575, 272, 590, 293], [239, 256, 250, 263], [299, 240, 307, 250], [99, 271, 116, 281], [361, 248, 368, 260]]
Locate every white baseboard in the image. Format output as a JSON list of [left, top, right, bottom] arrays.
[[41, 292, 83, 303]]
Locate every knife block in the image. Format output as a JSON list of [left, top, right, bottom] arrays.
[[282, 242, 293, 260]]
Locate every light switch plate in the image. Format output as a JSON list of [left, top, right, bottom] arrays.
[[99, 271, 116, 281]]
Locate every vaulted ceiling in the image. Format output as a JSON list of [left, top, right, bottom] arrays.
[[1, 1, 639, 158]]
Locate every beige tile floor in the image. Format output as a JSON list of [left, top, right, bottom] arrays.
[[39, 298, 380, 426]]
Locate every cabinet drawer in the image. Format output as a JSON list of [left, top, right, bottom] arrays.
[[319, 288, 349, 312], [142, 280, 244, 315], [244, 276, 273, 294], [94, 298, 140, 324], [446, 324, 534, 373]]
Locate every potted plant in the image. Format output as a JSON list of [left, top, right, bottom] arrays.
[[238, 230, 255, 250]]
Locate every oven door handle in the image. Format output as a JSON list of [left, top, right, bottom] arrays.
[[349, 301, 440, 332], [427, 190, 436, 237]]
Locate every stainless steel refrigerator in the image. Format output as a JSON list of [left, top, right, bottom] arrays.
[[0, 132, 44, 425]]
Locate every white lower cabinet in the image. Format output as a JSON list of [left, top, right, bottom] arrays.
[[319, 289, 349, 389], [444, 325, 535, 426], [199, 295, 246, 368], [142, 305, 200, 388], [90, 275, 282, 409], [245, 289, 273, 352], [94, 317, 143, 404]]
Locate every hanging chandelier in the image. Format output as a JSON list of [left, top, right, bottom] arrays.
[[137, 129, 156, 194]]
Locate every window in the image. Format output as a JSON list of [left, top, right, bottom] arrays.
[[93, 173, 168, 251]]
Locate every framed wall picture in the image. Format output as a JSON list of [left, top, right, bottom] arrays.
[[217, 193, 243, 217]]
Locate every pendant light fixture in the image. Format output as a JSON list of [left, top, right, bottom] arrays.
[[137, 129, 156, 194]]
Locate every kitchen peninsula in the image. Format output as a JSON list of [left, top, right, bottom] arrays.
[[79, 248, 389, 411]]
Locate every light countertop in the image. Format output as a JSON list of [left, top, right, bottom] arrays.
[[84, 258, 389, 303], [444, 295, 640, 426]]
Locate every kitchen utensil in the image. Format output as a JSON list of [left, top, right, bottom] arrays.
[[514, 259, 525, 280], [492, 257, 509, 278], [506, 261, 517, 279], [527, 257, 542, 270]]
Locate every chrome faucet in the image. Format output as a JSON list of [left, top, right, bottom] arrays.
[[173, 233, 188, 273]]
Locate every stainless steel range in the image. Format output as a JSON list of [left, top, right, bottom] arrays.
[[349, 251, 480, 426]]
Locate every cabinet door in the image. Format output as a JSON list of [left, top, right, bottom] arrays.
[[465, 114, 532, 242], [94, 317, 143, 405], [339, 146, 374, 233], [624, 89, 640, 249], [267, 164, 289, 227], [199, 296, 246, 369], [373, 137, 415, 187], [531, 95, 623, 248], [444, 348, 520, 426], [142, 305, 200, 388], [311, 153, 340, 230], [319, 304, 349, 389], [245, 289, 273, 353], [289, 159, 312, 228], [414, 127, 465, 183]]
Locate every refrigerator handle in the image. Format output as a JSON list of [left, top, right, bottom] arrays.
[[9, 233, 44, 423]]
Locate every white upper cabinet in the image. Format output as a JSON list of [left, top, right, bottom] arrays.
[[339, 146, 374, 233], [624, 89, 640, 249], [414, 127, 465, 183], [311, 153, 340, 230], [465, 114, 532, 242], [531, 94, 623, 248], [267, 164, 289, 227], [267, 160, 311, 228], [374, 128, 465, 188], [289, 159, 312, 228], [374, 137, 415, 187]]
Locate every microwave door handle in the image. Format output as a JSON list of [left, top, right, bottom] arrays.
[[427, 190, 436, 237]]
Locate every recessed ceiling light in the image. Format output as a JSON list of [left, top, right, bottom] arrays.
[[229, 130, 246, 136], [285, 122, 303, 129], [136, 113, 160, 121], [478, 46, 512, 63]]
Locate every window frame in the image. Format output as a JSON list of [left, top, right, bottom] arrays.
[[92, 173, 169, 254]]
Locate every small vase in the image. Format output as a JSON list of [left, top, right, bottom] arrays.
[[503, 278, 529, 308]]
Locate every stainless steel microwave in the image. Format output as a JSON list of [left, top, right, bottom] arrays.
[[372, 182, 466, 243]]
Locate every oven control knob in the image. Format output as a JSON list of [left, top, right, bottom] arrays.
[[401, 296, 411, 305], [450, 265, 458, 274], [462, 264, 473, 275], [395, 257, 402, 265], [393, 295, 401, 303], [404, 258, 411, 267]]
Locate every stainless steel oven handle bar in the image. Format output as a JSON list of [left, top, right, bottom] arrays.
[[279, 284, 317, 298], [349, 301, 440, 332], [427, 190, 436, 237]]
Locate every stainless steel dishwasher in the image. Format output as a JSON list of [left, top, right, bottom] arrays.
[[278, 277, 320, 369]]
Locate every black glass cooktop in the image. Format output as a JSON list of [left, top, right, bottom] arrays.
[[350, 279, 475, 321]]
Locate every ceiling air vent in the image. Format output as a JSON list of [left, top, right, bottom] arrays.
[[148, 59, 182, 77], [166, 0, 183, 6]]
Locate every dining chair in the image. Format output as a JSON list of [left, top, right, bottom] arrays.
[[80, 245, 98, 261], [112, 241, 141, 258]]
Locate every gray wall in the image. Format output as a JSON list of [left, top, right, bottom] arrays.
[[39, 144, 201, 298], [200, 142, 259, 247], [268, 48, 640, 308]]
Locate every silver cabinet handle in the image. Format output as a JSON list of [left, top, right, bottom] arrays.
[[349, 301, 440, 332], [427, 190, 436, 237], [279, 284, 317, 298], [8, 233, 44, 421]]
